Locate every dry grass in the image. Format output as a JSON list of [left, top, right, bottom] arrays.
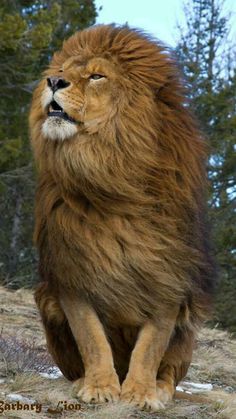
[[0, 333, 53, 376], [188, 328, 236, 389], [0, 286, 235, 419]]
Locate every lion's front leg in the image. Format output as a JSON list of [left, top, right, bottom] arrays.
[[121, 307, 179, 411], [60, 293, 120, 403]]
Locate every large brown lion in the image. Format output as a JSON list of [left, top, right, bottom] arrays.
[[29, 24, 215, 411]]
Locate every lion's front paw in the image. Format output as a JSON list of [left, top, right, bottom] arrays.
[[121, 377, 164, 411], [74, 370, 121, 403]]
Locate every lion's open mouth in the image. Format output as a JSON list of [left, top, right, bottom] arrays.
[[48, 100, 76, 123]]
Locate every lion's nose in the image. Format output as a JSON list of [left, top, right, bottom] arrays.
[[47, 76, 70, 93]]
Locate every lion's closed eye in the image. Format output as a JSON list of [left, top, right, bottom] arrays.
[[89, 74, 106, 80]]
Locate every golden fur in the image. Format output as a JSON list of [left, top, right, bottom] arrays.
[[29, 25, 215, 411]]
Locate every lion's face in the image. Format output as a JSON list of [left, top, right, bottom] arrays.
[[40, 56, 122, 141], [30, 26, 172, 146]]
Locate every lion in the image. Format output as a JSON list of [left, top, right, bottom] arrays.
[[29, 24, 215, 411]]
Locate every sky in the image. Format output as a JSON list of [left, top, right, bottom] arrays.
[[95, 0, 235, 47]]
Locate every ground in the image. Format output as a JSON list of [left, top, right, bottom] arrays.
[[0, 286, 236, 418]]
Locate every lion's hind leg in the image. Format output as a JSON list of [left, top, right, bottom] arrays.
[[156, 327, 194, 404], [35, 282, 84, 381]]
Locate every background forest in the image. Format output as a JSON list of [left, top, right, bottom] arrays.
[[0, 0, 235, 333]]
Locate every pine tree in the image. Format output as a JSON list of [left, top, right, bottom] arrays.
[[176, 0, 236, 332]]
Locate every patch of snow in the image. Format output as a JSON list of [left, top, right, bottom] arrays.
[[6, 394, 36, 403], [181, 381, 213, 393], [0, 378, 5, 384], [39, 366, 63, 379], [176, 386, 184, 392]]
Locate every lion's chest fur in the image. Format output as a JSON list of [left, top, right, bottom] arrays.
[[44, 199, 185, 325]]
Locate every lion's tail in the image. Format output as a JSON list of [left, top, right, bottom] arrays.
[[35, 282, 84, 381]]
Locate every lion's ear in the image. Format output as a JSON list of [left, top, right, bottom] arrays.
[[154, 76, 187, 109], [155, 85, 165, 97], [154, 83, 172, 106]]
